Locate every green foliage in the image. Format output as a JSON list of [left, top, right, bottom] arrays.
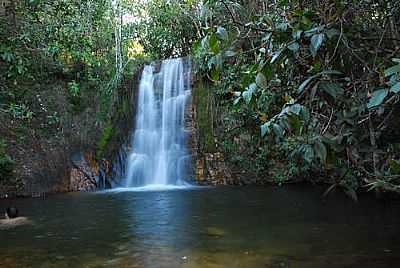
[[96, 124, 114, 159], [47, 112, 60, 127], [68, 81, 80, 98], [7, 103, 33, 121], [67, 80, 82, 109], [193, 0, 400, 193], [125, 0, 199, 58]]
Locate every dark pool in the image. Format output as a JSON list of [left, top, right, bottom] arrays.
[[1, 185, 400, 267]]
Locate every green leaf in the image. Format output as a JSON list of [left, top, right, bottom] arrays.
[[256, 72, 267, 88], [303, 145, 314, 163], [325, 28, 340, 39], [1, 52, 14, 62], [298, 75, 318, 93], [390, 82, 400, 93], [200, 4, 210, 19], [201, 36, 209, 50], [233, 97, 241, 106], [242, 83, 257, 104], [270, 49, 283, 64], [298, 70, 341, 93], [209, 34, 219, 54], [288, 42, 300, 52], [276, 22, 289, 31], [389, 159, 400, 175], [288, 104, 302, 115], [216, 26, 228, 41], [211, 67, 220, 81], [261, 122, 271, 137], [314, 140, 327, 163], [367, 88, 388, 108], [292, 30, 302, 40], [272, 123, 284, 138], [224, 50, 236, 57], [384, 63, 400, 77], [319, 82, 344, 99], [310, 33, 324, 57]]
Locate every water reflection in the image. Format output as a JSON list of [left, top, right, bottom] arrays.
[[1, 186, 400, 267]]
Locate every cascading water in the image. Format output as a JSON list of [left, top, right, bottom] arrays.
[[124, 58, 192, 187]]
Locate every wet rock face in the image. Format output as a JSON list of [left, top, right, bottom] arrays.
[[70, 152, 98, 191], [70, 168, 96, 192], [187, 78, 239, 185]]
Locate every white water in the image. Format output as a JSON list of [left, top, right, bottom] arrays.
[[124, 58, 192, 188]]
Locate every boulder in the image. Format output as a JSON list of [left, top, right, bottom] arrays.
[[6, 207, 18, 218]]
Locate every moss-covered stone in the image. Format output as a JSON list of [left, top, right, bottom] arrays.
[[96, 124, 113, 160], [192, 80, 216, 153]]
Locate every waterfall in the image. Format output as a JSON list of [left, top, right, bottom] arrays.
[[124, 58, 192, 187]]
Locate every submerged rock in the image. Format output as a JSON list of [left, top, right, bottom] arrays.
[[205, 227, 226, 237]]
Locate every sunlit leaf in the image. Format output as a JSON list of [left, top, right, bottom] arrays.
[[261, 122, 271, 137], [367, 88, 388, 108], [233, 97, 241, 105], [310, 33, 324, 57], [242, 83, 257, 104], [384, 63, 400, 77], [209, 34, 219, 54], [216, 26, 228, 41], [292, 30, 302, 40], [276, 22, 288, 31], [224, 50, 236, 57], [288, 42, 299, 52], [211, 67, 220, 80], [390, 82, 400, 93], [270, 49, 283, 64]]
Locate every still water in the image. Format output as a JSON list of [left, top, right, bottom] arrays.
[[1, 186, 400, 267]]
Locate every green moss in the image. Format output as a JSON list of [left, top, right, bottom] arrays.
[[96, 124, 113, 159], [121, 98, 129, 115], [193, 80, 216, 153]]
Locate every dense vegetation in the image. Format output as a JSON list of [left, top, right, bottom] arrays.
[[191, 0, 400, 197], [0, 0, 143, 191], [132, 0, 400, 197], [1, 0, 400, 197]]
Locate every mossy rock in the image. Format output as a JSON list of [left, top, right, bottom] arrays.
[[96, 124, 113, 159], [193, 80, 217, 153]]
